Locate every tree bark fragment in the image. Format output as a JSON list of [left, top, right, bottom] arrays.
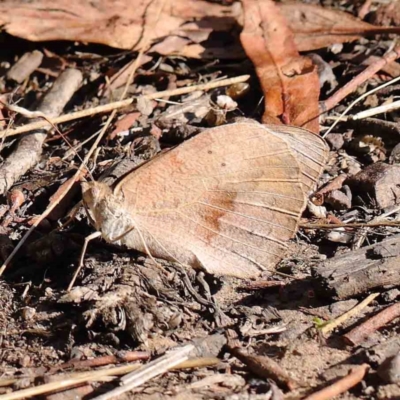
[[0, 69, 82, 195], [312, 234, 400, 299], [6, 50, 43, 83]]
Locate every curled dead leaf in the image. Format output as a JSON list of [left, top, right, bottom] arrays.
[[240, 0, 320, 132]]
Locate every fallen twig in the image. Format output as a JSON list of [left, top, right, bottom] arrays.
[[6, 50, 43, 83], [352, 99, 400, 120], [0, 75, 250, 139], [322, 46, 400, 113], [311, 174, 347, 205], [352, 204, 400, 250], [170, 357, 220, 370], [91, 344, 195, 400], [303, 364, 369, 400], [343, 301, 400, 346], [323, 60, 400, 137], [313, 234, 400, 299], [48, 351, 150, 373], [301, 220, 400, 229], [0, 356, 218, 396], [226, 344, 300, 391], [0, 69, 83, 195], [0, 363, 141, 400], [238, 280, 285, 290], [320, 293, 380, 337]]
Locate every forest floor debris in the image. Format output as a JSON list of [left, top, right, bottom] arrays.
[[0, 0, 400, 399]]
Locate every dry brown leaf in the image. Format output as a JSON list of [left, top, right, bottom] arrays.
[[370, 1, 400, 27], [107, 55, 153, 92], [0, 0, 398, 57], [108, 112, 142, 141], [165, 2, 400, 57], [240, 0, 320, 133], [362, 56, 400, 78], [0, 0, 240, 51], [82, 121, 328, 279], [280, 2, 400, 52]]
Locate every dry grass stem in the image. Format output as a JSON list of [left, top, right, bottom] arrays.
[[0, 364, 141, 400], [0, 75, 250, 139], [320, 293, 380, 336]]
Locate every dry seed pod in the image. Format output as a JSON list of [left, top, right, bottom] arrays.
[[82, 120, 328, 278]]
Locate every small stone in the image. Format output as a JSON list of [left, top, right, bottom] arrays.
[[216, 95, 237, 111], [378, 352, 400, 383], [346, 162, 400, 209], [325, 229, 353, 243], [21, 307, 36, 321], [389, 142, 400, 164], [330, 43, 343, 54], [382, 289, 400, 302], [325, 133, 344, 150], [377, 384, 400, 400], [136, 96, 154, 116], [324, 189, 351, 210], [346, 162, 362, 176], [308, 53, 337, 90], [307, 201, 327, 218]]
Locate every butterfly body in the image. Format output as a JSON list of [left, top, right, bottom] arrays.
[[82, 120, 328, 278]]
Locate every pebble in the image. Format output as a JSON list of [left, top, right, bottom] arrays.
[[378, 352, 400, 384]]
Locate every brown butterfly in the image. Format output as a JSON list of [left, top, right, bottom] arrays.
[[82, 120, 328, 278]]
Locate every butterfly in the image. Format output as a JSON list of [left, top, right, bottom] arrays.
[[82, 120, 328, 278]]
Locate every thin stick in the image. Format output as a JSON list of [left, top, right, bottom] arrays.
[[303, 204, 400, 230], [49, 351, 150, 373], [352, 98, 400, 120], [322, 46, 400, 112], [91, 344, 195, 400], [301, 221, 400, 229], [343, 301, 400, 346], [323, 58, 400, 138], [352, 203, 400, 249], [226, 345, 300, 390], [0, 364, 141, 400], [0, 357, 213, 390], [0, 75, 250, 139], [303, 364, 369, 400], [320, 293, 380, 337]]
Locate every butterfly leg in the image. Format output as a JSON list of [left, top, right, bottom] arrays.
[[57, 200, 83, 231], [67, 231, 101, 291]]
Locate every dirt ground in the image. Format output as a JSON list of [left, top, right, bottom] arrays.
[[0, 0, 400, 399]]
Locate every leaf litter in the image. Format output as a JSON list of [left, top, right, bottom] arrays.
[[0, 0, 400, 399]]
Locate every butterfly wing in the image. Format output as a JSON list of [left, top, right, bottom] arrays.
[[115, 122, 307, 278], [264, 124, 329, 193]]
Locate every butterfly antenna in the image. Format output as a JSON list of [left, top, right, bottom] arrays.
[[55, 128, 95, 182]]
